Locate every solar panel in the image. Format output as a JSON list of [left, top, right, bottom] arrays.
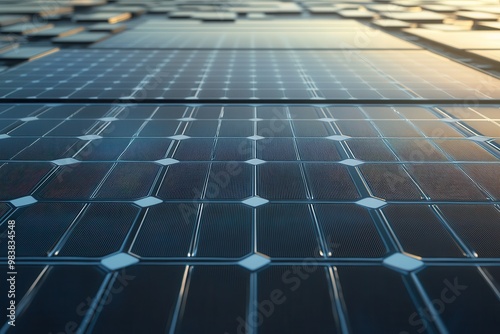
[[72, 12, 132, 23], [0, 1, 499, 333], [0, 15, 29, 27], [26, 26, 85, 38], [0, 22, 54, 35], [1, 50, 499, 100], [51, 32, 111, 44], [87, 23, 127, 33], [0, 46, 59, 61], [405, 29, 500, 50], [468, 49, 500, 65]]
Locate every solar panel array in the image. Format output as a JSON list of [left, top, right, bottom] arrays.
[[1, 50, 499, 100], [0, 1, 499, 334]]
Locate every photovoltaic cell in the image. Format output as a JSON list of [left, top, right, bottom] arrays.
[[57, 203, 140, 257], [359, 164, 423, 200], [305, 164, 360, 200], [386, 138, 448, 161], [173, 139, 215, 161], [433, 140, 497, 161], [0, 162, 52, 200], [218, 120, 254, 137], [257, 204, 320, 258], [157, 163, 208, 200], [257, 119, 293, 137], [176, 266, 249, 334], [37, 163, 112, 200], [292, 120, 332, 137], [208, 163, 252, 199], [460, 164, 500, 200], [337, 266, 428, 334], [314, 204, 387, 257], [438, 205, 500, 258], [296, 138, 342, 161], [258, 163, 307, 200], [95, 163, 160, 200], [91, 266, 184, 333], [195, 204, 252, 258], [131, 203, 197, 257], [408, 164, 488, 201], [336, 120, 380, 137], [213, 138, 253, 161], [257, 138, 297, 161], [184, 120, 218, 137], [382, 205, 465, 258], [347, 139, 398, 161], [258, 266, 340, 334]]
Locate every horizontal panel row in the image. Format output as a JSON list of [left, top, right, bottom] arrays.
[[1, 137, 497, 164], [3, 265, 499, 334], [3, 203, 499, 259], [1, 50, 499, 100], [1, 161, 498, 201], [1, 105, 498, 121], [5, 119, 494, 138]]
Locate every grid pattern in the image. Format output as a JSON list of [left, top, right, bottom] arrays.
[[1, 0, 500, 333], [1, 104, 500, 333], [0, 50, 499, 100]]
